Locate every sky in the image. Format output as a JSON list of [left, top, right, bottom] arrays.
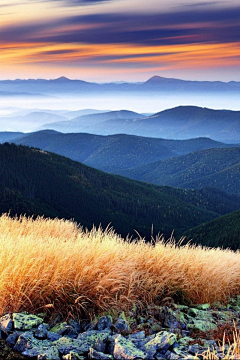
[[0, 0, 239, 82]]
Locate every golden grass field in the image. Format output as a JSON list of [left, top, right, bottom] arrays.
[[0, 214, 240, 319]]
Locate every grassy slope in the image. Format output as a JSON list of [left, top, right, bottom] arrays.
[[1, 215, 240, 318], [119, 147, 240, 195], [0, 143, 219, 239]]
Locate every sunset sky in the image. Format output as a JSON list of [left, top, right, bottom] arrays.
[[0, 0, 239, 82]]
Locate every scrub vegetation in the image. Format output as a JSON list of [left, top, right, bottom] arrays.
[[0, 214, 240, 320]]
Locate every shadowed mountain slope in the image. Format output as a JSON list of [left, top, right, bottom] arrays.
[[0, 143, 220, 240], [118, 147, 240, 195]]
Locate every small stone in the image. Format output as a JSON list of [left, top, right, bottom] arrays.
[[49, 322, 68, 334], [97, 316, 113, 331], [6, 332, 20, 345], [165, 350, 179, 360], [35, 323, 50, 339], [88, 347, 113, 359], [149, 323, 162, 334], [114, 318, 130, 335], [128, 331, 145, 340], [143, 331, 176, 359], [0, 314, 13, 334], [47, 331, 62, 341], [14, 331, 34, 352], [62, 351, 85, 360], [194, 303, 210, 310]]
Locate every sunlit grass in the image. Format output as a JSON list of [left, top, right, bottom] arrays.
[[0, 214, 240, 319]]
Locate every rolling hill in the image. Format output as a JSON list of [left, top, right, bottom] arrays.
[[0, 143, 221, 240], [12, 131, 232, 173], [184, 209, 240, 250], [40, 110, 145, 133], [41, 106, 240, 141], [118, 147, 240, 195]]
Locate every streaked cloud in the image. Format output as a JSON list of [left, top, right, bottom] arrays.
[[0, 0, 239, 81]]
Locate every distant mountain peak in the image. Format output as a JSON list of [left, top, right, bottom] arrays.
[[54, 76, 71, 82], [146, 76, 166, 82]]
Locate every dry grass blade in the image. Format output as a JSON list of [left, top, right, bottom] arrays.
[[0, 214, 240, 318]]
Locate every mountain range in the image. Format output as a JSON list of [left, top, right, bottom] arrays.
[[4, 130, 232, 172], [0, 76, 239, 96], [0, 142, 228, 240], [38, 106, 240, 142]]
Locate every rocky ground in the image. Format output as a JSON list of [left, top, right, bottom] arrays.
[[1, 297, 240, 360]]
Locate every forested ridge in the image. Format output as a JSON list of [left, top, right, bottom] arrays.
[[0, 143, 222, 240]]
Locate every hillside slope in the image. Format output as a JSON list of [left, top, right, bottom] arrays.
[[41, 110, 145, 133], [40, 106, 240, 141], [0, 143, 219, 239], [184, 209, 240, 250], [119, 147, 240, 195], [13, 131, 232, 172]]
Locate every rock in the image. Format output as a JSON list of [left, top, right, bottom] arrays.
[[165, 350, 179, 359], [114, 318, 130, 335], [6, 332, 20, 346], [128, 331, 145, 340], [188, 344, 206, 356], [14, 331, 35, 352], [77, 330, 111, 353], [0, 314, 13, 334], [22, 346, 60, 360], [49, 322, 68, 334], [53, 337, 89, 356], [149, 323, 162, 334], [35, 323, 50, 339], [96, 316, 113, 331], [187, 318, 217, 332], [47, 331, 62, 341], [194, 303, 211, 310], [113, 334, 147, 359], [13, 313, 43, 330], [88, 347, 113, 359], [62, 351, 85, 360], [143, 331, 176, 359], [106, 333, 119, 355]]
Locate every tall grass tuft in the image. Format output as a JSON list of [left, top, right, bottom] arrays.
[[0, 214, 240, 318]]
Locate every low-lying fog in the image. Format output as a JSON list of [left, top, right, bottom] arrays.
[[0, 92, 239, 133]]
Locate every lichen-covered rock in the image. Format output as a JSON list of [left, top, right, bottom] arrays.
[[6, 331, 20, 346], [14, 331, 53, 353], [49, 322, 68, 334], [143, 331, 176, 359], [22, 345, 60, 360], [0, 314, 13, 334], [47, 331, 62, 341], [96, 316, 113, 331], [77, 329, 111, 353], [165, 350, 179, 359], [114, 318, 130, 335], [128, 331, 145, 340], [62, 352, 85, 360], [194, 303, 210, 310], [187, 318, 217, 332], [13, 313, 43, 331], [113, 334, 147, 359], [53, 336, 89, 356], [35, 323, 50, 339], [89, 347, 113, 359]]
